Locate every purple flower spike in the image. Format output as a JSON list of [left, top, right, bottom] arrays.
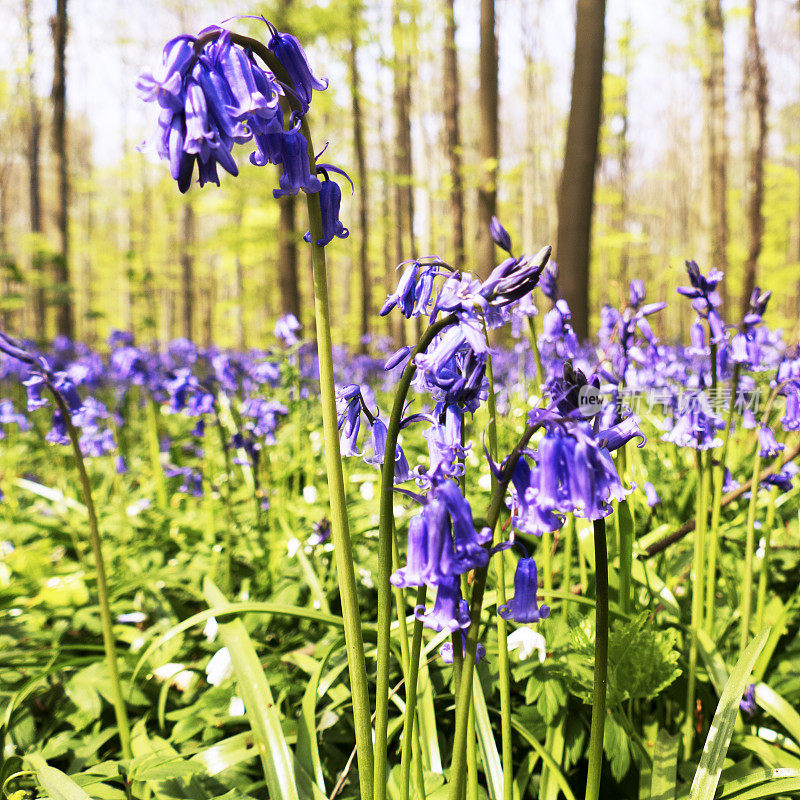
[[273, 127, 322, 197], [414, 577, 471, 632], [267, 25, 328, 110], [304, 178, 349, 246]]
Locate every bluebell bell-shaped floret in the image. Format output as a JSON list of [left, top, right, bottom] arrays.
[[757, 425, 784, 459], [780, 381, 800, 431], [414, 576, 471, 632], [266, 24, 328, 110], [499, 557, 550, 623], [71, 396, 108, 429], [391, 501, 457, 587], [241, 397, 288, 444], [740, 684, 757, 716], [273, 126, 321, 197], [433, 272, 487, 319], [436, 479, 492, 572], [45, 409, 70, 445], [598, 305, 621, 347], [24, 374, 48, 411], [381, 261, 419, 318], [761, 462, 798, 492], [743, 287, 771, 330], [136, 35, 195, 111], [80, 427, 116, 458], [304, 178, 349, 246], [110, 346, 148, 385], [507, 455, 565, 537], [595, 413, 646, 452], [363, 417, 387, 466], [213, 31, 277, 120], [677, 261, 726, 343], [629, 279, 646, 309], [415, 317, 488, 376], [440, 633, 486, 664], [249, 103, 285, 166], [274, 313, 301, 345], [51, 372, 83, 415], [384, 346, 412, 371], [539, 260, 559, 303], [480, 245, 551, 307], [211, 353, 239, 393], [662, 395, 724, 450], [0, 399, 30, 433], [489, 216, 513, 254], [165, 465, 204, 497], [191, 60, 248, 141], [571, 429, 630, 518], [421, 415, 467, 483], [336, 384, 363, 457], [643, 481, 660, 507]]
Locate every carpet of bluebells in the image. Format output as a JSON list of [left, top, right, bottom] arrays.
[[3, 251, 800, 800]]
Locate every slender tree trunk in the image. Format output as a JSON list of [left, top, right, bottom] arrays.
[[476, 0, 499, 274], [740, 0, 767, 317], [443, 0, 465, 266], [276, 195, 301, 319], [617, 18, 633, 288], [702, 0, 728, 310], [556, 0, 607, 340], [235, 254, 246, 351], [349, 0, 371, 351], [180, 202, 195, 341], [24, 0, 46, 341], [51, 0, 73, 339]]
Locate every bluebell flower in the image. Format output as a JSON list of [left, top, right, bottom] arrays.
[[440, 634, 486, 665], [643, 481, 660, 507], [273, 125, 322, 198], [414, 576, 471, 632], [677, 260, 725, 343], [274, 313, 301, 346], [266, 21, 329, 110], [539, 260, 559, 303], [480, 245, 551, 307], [629, 279, 646, 310], [761, 462, 798, 492], [336, 384, 363, 456], [740, 683, 757, 716], [780, 381, 800, 431], [0, 399, 30, 433], [304, 178, 349, 246], [489, 216, 513, 254], [506, 456, 564, 537], [499, 557, 551, 623], [757, 425, 784, 459]]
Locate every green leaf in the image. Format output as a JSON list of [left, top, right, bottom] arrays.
[[689, 628, 770, 800], [649, 729, 679, 800], [472, 673, 502, 800], [508, 717, 578, 800], [26, 754, 93, 800], [203, 578, 300, 800], [603, 714, 632, 782]]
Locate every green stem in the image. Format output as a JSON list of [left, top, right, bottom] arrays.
[[448, 422, 540, 800], [584, 518, 609, 800], [375, 315, 457, 800], [50, 388, 132, 760], [562, 516, 575, 619], [740, 450, 764, 655], [705, 363, 741, 633], [683, 453, 709, 759], [755, 486, 777, 633], [399, 587, 426, 800], [146, 397, 168, 509], [527, 316, 546, 391], [484, 340, 513, 800]]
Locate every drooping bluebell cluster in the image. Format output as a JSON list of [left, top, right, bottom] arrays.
[[138, 19, 349, 243]]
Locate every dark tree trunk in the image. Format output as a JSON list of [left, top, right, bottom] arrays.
[[555, 0, 607, 341], [476, 0, 499, 274], [740, 0, 767, 318], [702, 0, 728, 310], [24, 0, 45, 341], [443, 0, 465, 266], [276, 194, 301, 319], [349, 0, 371, 351], [51, 0, 73, 339], [180, 202, 195, 341]]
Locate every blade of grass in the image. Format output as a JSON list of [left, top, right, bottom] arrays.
[[204, 578, 299, 800], [689, 628, 770, 800], [26, 754, 93, 800]]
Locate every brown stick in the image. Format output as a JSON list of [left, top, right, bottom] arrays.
[[643, 440, 800, 558]]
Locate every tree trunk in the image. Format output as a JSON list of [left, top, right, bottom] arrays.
[[24, 0, 46, 342], [702, 0, 728, 310], [476, 0, 499, 274], [556, 0, 607, 340], [51, 0, 73, 339], [180, 202, 195, 341], [276, 194, 301, 319], [349, 0, 371, 351], [235, 254, 246, 351], [740, 0, 767, 318], [443, 0, 465, 266]]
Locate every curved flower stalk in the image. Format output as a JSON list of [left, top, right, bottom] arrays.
[[0, 333, 132, 759], [138, 19, 373, 798]]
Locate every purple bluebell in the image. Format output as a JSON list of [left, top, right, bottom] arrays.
[[643, 481, 660, 507], [757, 425, 784, 459], [489, 216, 513, 254], [414, 576, 471, 632], [499, 557, 551, 623], [761, 462, 798, 492], [304, 178, 349, 246], [274, 313, 301, 346], [677, 260, 725, 344], [336, 384, 363, 456], [480, 245, 551, 308], [273, 125, 321, 198], [740, 684, 757, 716], [506, 455, 565, 537], [440, 634, 486, 665], [266, 22, 328, 110]]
